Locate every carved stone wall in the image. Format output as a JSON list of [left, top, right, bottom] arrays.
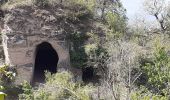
[[1, 6, 72, 84], [2, 33, 70, 84]]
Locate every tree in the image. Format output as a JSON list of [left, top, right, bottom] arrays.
[[143, 0, 170, 33], [88, 39, 143, 100], [95, 0, 126, 20]]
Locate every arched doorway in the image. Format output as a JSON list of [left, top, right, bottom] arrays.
[[32, 42, 59, 85]]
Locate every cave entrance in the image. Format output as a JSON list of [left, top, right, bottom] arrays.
[[82, 67, 94, 82], [32, 42, 59, 85]]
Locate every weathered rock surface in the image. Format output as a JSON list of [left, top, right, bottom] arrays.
[[0, 4, 93, 84]]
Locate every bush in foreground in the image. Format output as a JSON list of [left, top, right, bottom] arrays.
[[19, 71, 94, 100]]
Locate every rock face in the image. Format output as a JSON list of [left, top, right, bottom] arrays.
[[0, 5, 80, 84]]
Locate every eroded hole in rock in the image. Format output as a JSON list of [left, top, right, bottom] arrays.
[[82, 67, 94, 82], [32, 42, 59, 85]]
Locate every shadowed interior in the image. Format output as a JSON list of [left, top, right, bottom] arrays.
[[82, 67, 94, 82], [32, 42, 59, 85]]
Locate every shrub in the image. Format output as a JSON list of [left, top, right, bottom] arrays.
[[34, 0, 48, 7], [0, 64, 16, 86], [19, 81, 33, 100], [0, 64, 18, 99], [131, 86, 169, 100], [19, 71, 94, 100], [69, 32, 89, 68], [105, 11, 127, 39], [1, 0, 34, 10], [142, 43, 170, 91]]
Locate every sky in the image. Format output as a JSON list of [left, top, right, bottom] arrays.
[[121, 0, 152, 23], [122, 0, 144, 19], [121, 0, 170, 23]]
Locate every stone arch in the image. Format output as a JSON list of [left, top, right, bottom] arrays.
[[31, 42, 59, 85]]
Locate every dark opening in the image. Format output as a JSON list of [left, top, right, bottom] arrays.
[[32, 42, 59, 85], [82, 67, 94, 82], [0, 10, 4, 18]]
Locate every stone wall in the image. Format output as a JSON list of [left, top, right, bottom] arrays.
[[2, 33, 70, 84], [0, 3, 97, 84], [1, 6, 72, 84]]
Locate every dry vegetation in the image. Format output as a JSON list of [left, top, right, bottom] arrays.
[[0, 0, 170, 100]]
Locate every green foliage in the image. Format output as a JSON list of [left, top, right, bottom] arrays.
[[69, 32, 88, 67], [84, 32, 108, 69], [85, 32, 100, 58], [70, 0, 96, 12], [70, 49, 87, 67], [0, 64, 16, 86], [142, 43, 170, 90], [0, 64, 18, 99], [19, 72, 94, 100], [105, 11, 126, 39], [131, 86, 169, 100], [85, 43, 98, 58], [34, 0, 48, 6], [1, 0, 34, 10], [43, 72, 93, 100], [106, 11, 126, 33], [19, 81, 33, 100]]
